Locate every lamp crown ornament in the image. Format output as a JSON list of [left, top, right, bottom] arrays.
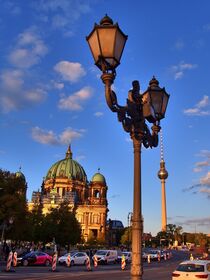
[[100, 14, 113, 25], [149, 76, 159, 87]]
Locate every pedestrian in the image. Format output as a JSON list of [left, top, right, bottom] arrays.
[[4, 243, 10, 261]]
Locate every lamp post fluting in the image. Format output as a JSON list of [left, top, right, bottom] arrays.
[[86, 15, 169, 279]]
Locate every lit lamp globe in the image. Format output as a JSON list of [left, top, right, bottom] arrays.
[[142, 76, 170, 124], [86, 14, 128, 73]]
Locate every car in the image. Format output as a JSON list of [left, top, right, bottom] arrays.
[[93, 250, 118, 264], [58, 252, 88, 266], [117, 252, 132, 263], [172, 260, 210, 279], [17, 251, 52, 266], [142, 251, 149, 262], [147, 250, 162, 261]]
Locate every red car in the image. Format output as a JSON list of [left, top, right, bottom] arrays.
[[17, 251, 52, 266]]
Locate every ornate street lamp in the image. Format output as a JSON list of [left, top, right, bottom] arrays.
[[86, 15, 170, 279]]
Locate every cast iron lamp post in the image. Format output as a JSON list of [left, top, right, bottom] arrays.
[[86, 15, 169, 279]]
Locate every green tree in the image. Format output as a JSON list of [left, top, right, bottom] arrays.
[[0, 169, 28, 241], [27, 203, 44, 242], [166, 224, 183, 244], [120, 227, 131, 247], [42, 202, 81, 247]]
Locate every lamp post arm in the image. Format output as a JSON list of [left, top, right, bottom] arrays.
[[142, 123, 160, 148], [101, 73, 127, 113]]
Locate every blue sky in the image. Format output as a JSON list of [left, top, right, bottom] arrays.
[[1, 0, 210, 236]]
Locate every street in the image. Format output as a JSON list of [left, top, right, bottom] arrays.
[[0, 250, 190, 280]]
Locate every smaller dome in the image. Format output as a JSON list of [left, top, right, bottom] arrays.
[[91, 172, 106, 184]]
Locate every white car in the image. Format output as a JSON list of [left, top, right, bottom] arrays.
[[147, 250, 163, 260], [172, 260, 210, 279], [58, 252, 88, 266], [117, 252, 132, 263], [93, 250, 118, 264]]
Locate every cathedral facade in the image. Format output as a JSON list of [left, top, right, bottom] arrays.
[[28, 146, 108, 242]]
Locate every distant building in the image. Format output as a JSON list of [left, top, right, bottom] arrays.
[[107, 219, 124, 246], [28, 146, 108, 242]]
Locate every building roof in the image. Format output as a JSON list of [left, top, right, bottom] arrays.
[[91, 171, 106, 184], [45, 146, 87, 182], [15, 167, 25, 181]]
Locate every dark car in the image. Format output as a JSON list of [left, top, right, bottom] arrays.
[[17, 251, 52, 266]]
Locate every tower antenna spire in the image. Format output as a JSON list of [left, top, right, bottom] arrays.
[[160, 129, 164, 161], [157, 128, 168, 232]]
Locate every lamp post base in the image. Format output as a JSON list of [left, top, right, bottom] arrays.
[[131, 276, 143, 280], [131, 268, 143, 279]]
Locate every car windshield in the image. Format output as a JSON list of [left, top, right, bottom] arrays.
[[177, 264, 205, 272], [62, 253, 69, 257], [96, 251, 106, 256], [119, 252, 128, 256], [25, 252, 35, 257], [70, 252, 78, 257]]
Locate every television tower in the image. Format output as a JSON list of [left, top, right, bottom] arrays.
[[157, 130, 168, 232]]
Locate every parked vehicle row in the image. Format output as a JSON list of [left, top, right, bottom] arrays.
[[16, 248, 171, 267]]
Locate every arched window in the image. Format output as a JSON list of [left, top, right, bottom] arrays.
[[94, 189, 100, 198]]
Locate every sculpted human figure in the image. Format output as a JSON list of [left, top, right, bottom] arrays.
[[128, 80, 141, 104]]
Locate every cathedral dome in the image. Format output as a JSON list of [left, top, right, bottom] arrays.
[[15, 167, 25, 181], [45, 146, 87, 182], [91, 171, 106, 184]]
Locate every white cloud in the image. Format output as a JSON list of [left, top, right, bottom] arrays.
[[3, 1, 21, 15], [193, 167, 202, 173], [53, 81, 64, 90], [0, 87, 46, 113], [184, 95, 210, 116], [193, 150, 210, 173], [195, 161, 210, 168], [94, 112, 104, 117], [36, 0, 91, 35], [58, 86, 93, 111], [26, 88, 47, 102], [197, 95, 209, 108], [0, 69, 46, 112], [182, 217, 210, 227], [31, 126, 85, 145], [32, 127, 59, 145], [170, 61, 197, 80], [199, 150, 210, 158], [200, 172, 210, 187], [0, 69, 24, 91], [200, 188, 210, 194], [9, 28, 48, 68], [54, 61, 86, 83]]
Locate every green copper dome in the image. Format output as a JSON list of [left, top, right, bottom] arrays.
[[91, 171, 106, 184], [45, 146, 87, 182], [15, 167, 25, 181]]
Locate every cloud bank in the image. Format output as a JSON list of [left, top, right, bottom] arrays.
[[31, 126, 86, 145], [184, 95, 210, 116]]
